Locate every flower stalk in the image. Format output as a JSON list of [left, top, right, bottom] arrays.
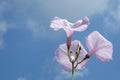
[[72, 62, 75, 80], [67, 43, 82, 80]]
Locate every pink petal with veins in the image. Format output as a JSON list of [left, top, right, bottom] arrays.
[[50, 16, 89, 37], [55, 40, 88, 72], [50, 17, 71, 31], [86, 31, 113, 62], [71, 16, 89, 32]]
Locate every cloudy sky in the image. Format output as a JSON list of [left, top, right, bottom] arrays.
[[0, 0, 120, 80]]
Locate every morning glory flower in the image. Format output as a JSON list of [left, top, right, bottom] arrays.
[[55, 40, 88, 72], [50, 17, 89, 49], [86, 31, 113, 62]]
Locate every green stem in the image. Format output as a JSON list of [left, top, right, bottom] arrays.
[[72, 62, 75, 80], [68, 49, 72, 63]]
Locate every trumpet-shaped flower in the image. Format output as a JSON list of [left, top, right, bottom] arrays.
[[86, 31, 113, 62], [55, 40, 88, 72], [50, 17, 89, 48]]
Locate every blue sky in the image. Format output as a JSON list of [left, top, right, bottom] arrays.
[[0, 0, 120, 80]]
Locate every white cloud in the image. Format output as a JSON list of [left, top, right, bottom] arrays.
[[0, 1, 8, 48], [0, 21, 7, 32], [0, 1, 7, 17], [17, 77, 27, 80], [27, 19, 41, 38], [24, 0, 110, 38], [75, 69, 89, 78], [27, 19, 50, 38], [26, 19, 64, 40], [0, 0, 114, 45], [54, 65, 89, 80], [104, 2, 120, 34], [38, 0, 109, 20], [0, 21, 7, 48], [54, 69, 70, 80], [110, 5, 120, 21], [39, 59, 89, 80], [12, 0, 109, 21], [7, 0, 110, 39]]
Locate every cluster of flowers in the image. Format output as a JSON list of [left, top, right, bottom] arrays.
[[50, 16, 113, 79]]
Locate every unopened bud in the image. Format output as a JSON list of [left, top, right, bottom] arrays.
[[76, 43, 81, 56], [71, 55, 75, 62]]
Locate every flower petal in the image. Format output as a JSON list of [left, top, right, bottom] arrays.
[[86, 31, 113, 62], [55, 42, 71, 71], [76, 46, 88, 69], [50, 17, 63, 30], [50, 17, 71, 31], [76, 59, 89, 70], [71, 16, 89, 32], [55, 40, 88, 71]]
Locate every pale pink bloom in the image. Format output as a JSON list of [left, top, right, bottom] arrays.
[[86, 31, 113, 62], [55, 40, 88, 72], [50, 17, 89, 48]]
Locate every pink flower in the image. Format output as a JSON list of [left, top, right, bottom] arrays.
[[50, 17, 89, 49], [55, 31, 113, 72], [55, 40, 88, 72], [86, 31, 113, 62]]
